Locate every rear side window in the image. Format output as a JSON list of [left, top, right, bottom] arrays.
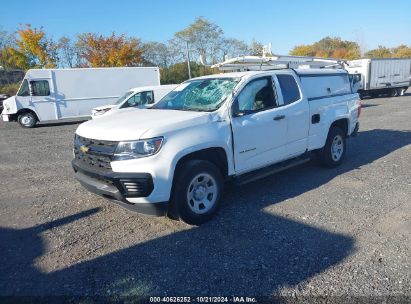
[[277, 74, 301, 105], [30, 80, 50, 96]]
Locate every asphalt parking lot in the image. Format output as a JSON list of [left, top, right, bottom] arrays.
[[0, 94, 410, 300]]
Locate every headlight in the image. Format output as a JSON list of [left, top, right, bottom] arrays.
[[113, 137, 164, 161]]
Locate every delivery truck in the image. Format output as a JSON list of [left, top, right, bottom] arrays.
[[344, 58, 411, 98], [1, 67, 160, 127]]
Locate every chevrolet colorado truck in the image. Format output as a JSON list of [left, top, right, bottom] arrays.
[[72, 69, 360, 225]]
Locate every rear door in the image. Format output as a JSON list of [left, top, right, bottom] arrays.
[[231, 76, 287, 173], [274, 72, 309, 158]]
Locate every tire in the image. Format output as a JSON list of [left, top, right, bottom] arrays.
[[318, 126, 346, 168], [18, 112, 37, 128], [170, 160, 223, 225], [390, 89, 399, 97]]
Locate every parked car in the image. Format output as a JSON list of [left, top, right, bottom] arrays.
[[91, 85, 178, 119], [1, 67, 160, 128], [72, 68, 361, 225], [344, 58, 411, 98], [0, 94, 10, 112]]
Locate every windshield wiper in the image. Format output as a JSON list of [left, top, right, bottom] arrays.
[[181, 107, 213, 112]]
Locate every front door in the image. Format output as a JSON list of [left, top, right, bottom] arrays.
[[274, 72, 309, 158], [29, 79, 56, 121], [231, 76, 287, 173]]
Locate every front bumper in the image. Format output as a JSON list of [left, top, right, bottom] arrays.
[[72, 160, 168, 216]]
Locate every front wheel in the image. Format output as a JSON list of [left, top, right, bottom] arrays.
[[170, 160, 223, 225], [18, 112, 37, 128], [319, 126, 346, 168]]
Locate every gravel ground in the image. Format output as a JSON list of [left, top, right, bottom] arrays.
[[0, 94, 410, 301]]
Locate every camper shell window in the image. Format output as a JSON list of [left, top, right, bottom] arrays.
[[30, 80, 50, 96]]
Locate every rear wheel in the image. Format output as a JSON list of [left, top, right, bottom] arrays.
[[18, 112, 37, 128], [170, 160, 223, 225], [319, 126, 346, 168]]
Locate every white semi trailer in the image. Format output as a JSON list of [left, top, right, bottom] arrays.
[[1, 67, 160, 127], [344, 58, 411, 98]]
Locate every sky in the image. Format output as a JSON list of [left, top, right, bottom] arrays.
[[1, 0, 410, 54]]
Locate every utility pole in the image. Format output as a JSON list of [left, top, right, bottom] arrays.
[[186, 40, 191, 79]]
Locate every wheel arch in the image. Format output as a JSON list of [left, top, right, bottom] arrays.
[[167, 147, 229, 220], [16, 108, 39, 121], [173, 147, 229, 181], [329, 118, 349, 136]]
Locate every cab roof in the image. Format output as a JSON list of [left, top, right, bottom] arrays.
[[128, 84, 178, 92]]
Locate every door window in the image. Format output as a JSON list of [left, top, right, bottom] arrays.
[[30, 80, 50, 96], [234, 77, 276, 115], [17, 80, 30, 96], [277, 74, 301, 105], [122, 91, 154, 108]]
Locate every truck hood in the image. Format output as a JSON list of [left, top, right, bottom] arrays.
[[76, 109, 211, 141]]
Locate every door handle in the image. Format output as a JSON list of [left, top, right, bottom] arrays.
[[273, 115, 285, 121]]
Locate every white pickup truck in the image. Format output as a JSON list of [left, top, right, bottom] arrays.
[[72, 68, 360, 225]]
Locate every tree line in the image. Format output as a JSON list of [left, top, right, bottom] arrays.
[[0, 17, 265, 86], [1, 17, 410, 90], [290, 37, 411, 59]]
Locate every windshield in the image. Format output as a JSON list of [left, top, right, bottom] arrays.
[[17, 79, 30, 96], [152, 78, 239, 112], [115, 91, 134, 105]]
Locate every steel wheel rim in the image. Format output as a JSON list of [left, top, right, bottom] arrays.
[[21, 115, 33, 126], [331, 134, 344, 161], [186, 173, 218, 215]]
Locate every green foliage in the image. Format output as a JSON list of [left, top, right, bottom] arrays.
[[365, 45, 411, 58], [160, 62, 217, 84], [0, 82, 20, 95], [364, 45, 392, 58], [290, 37, 361, 59]]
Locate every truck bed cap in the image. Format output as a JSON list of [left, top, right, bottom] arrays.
[[295, 68, 347, 76]]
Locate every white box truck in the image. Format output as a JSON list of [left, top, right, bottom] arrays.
[[1, 67, 160, 127], [344, 58, 411, 98]]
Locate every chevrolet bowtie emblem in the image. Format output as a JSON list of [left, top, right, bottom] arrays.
[[79, 145, 89, 153]]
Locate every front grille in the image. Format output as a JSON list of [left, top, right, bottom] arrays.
[[74, 135, 118, 173]]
